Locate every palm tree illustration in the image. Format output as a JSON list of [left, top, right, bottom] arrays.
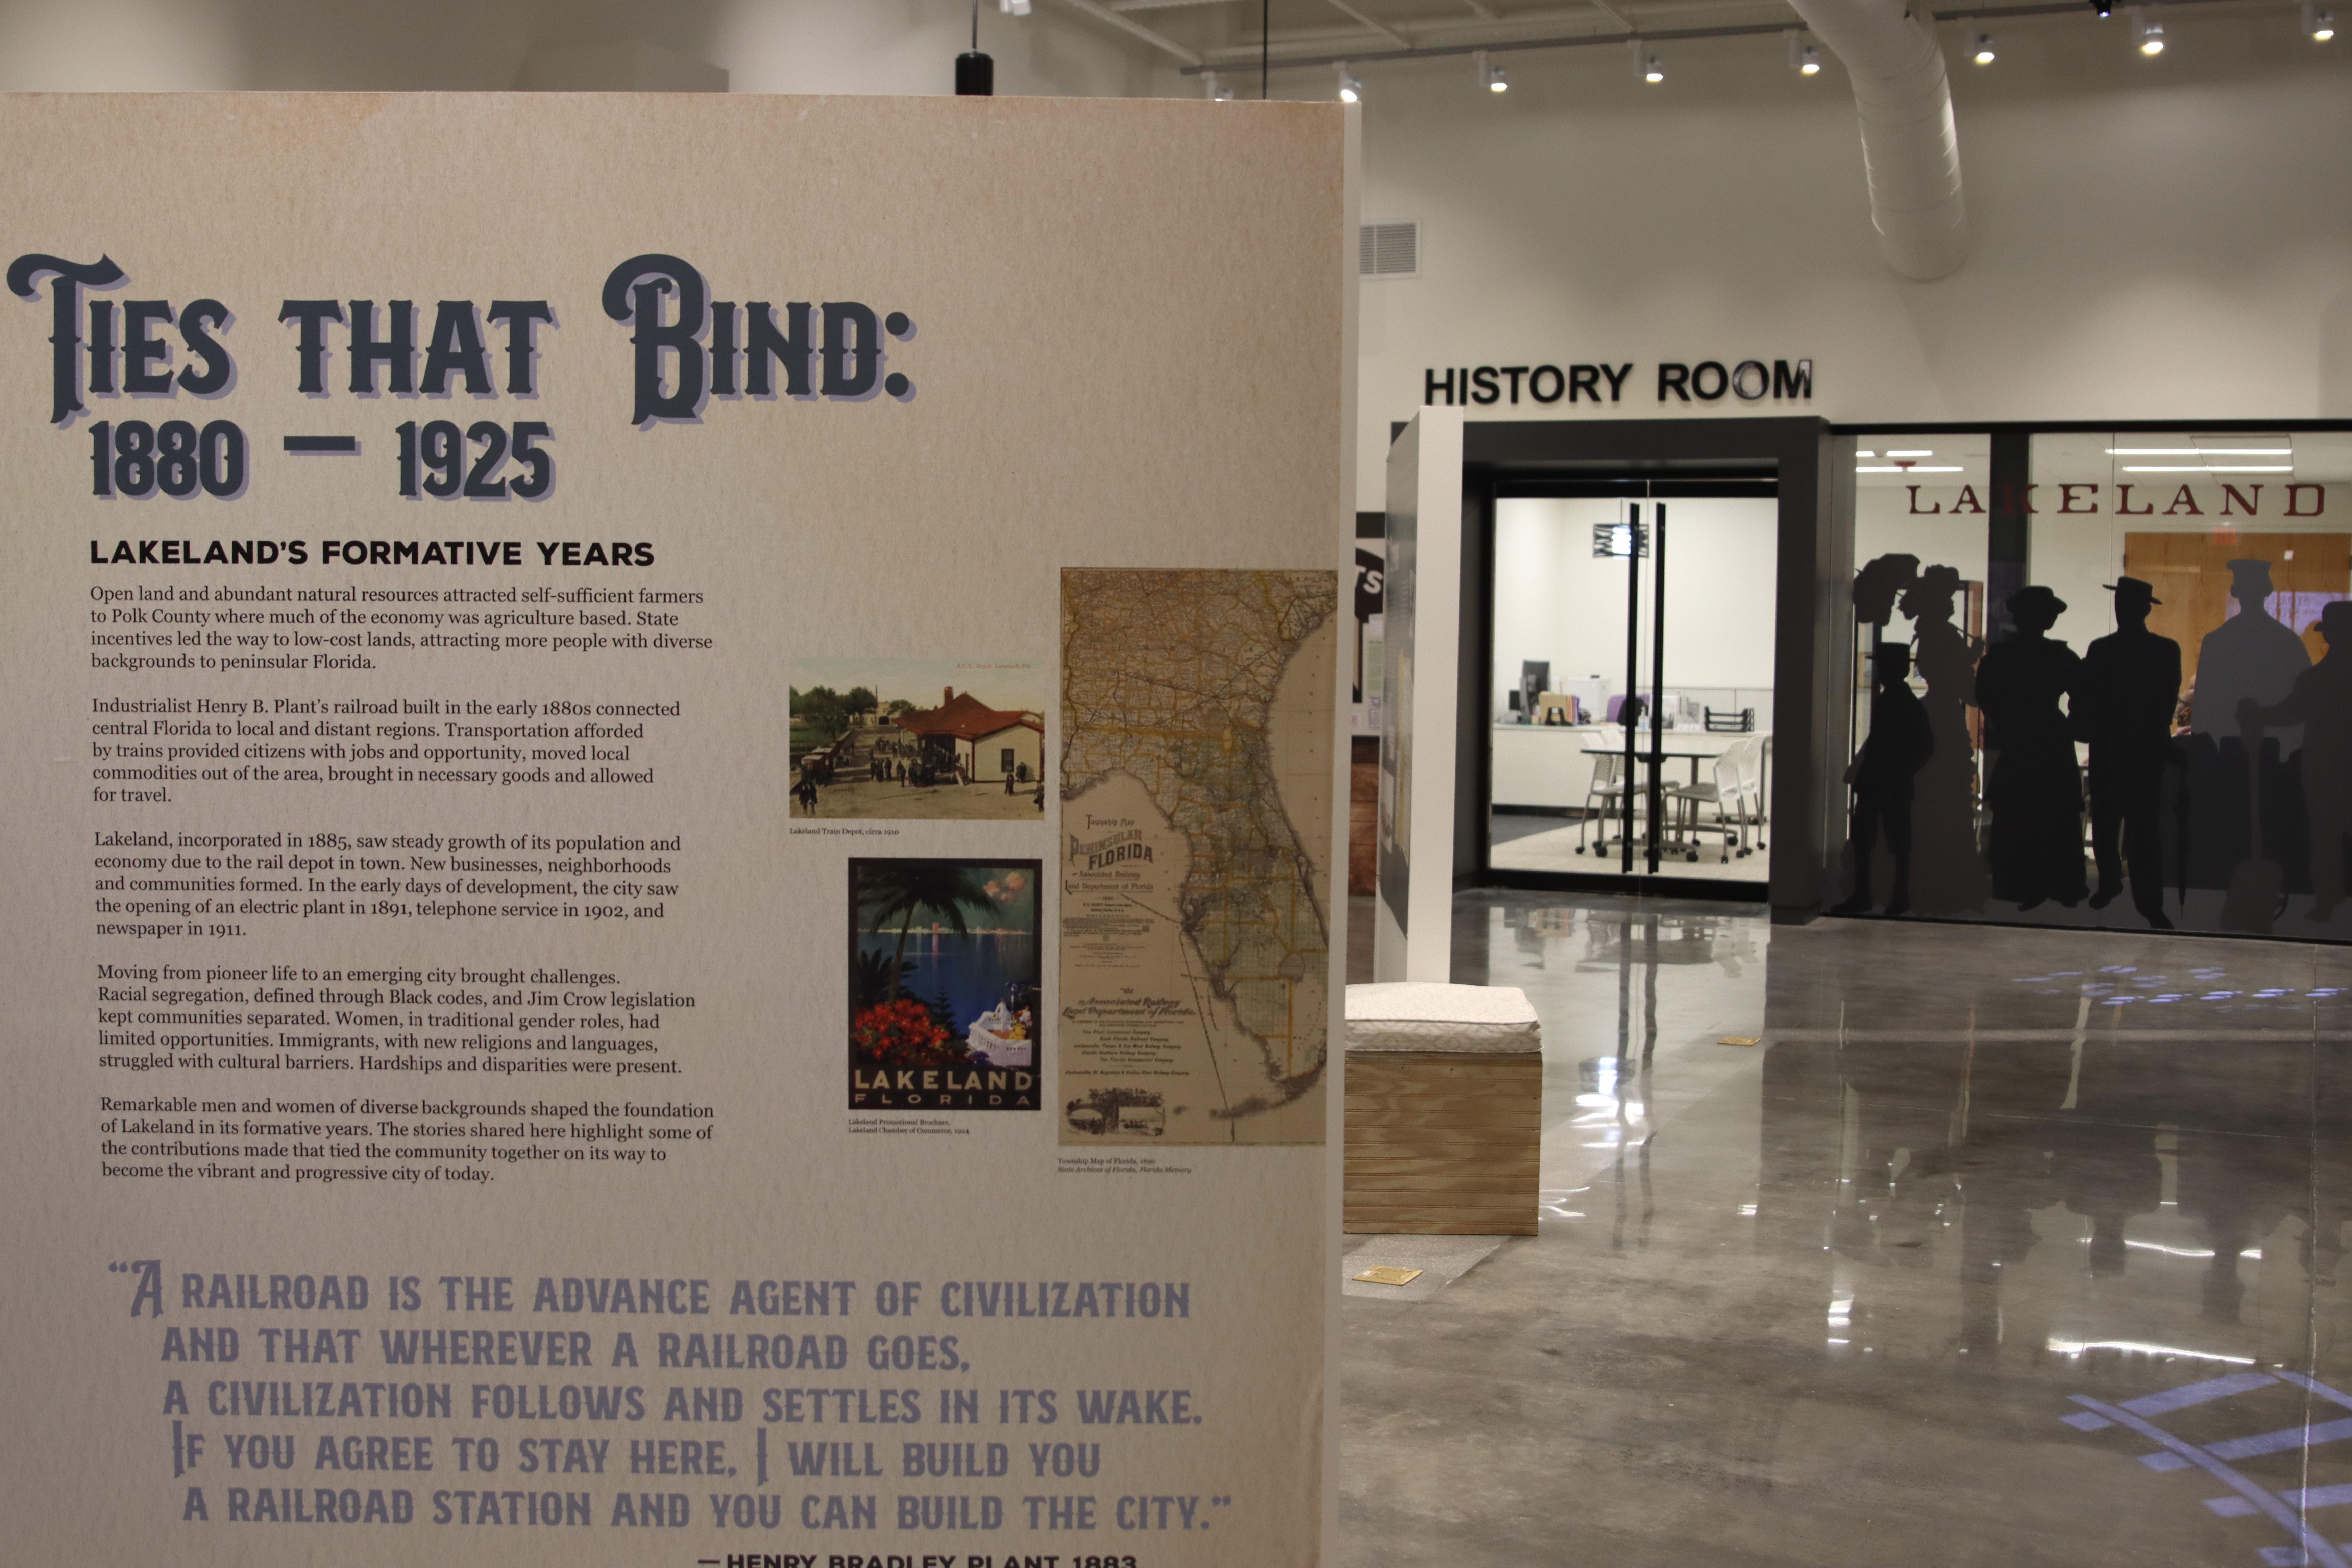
[[859, 864, 996, 1002]]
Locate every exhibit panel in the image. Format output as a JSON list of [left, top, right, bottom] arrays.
[[0, 92, 1351, 1566]]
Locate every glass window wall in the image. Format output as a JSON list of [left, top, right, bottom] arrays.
[[1834, 426, 2352, 939]]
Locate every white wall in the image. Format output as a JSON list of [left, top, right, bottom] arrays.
[[0, 0, 1154, 95], [715, 0, 1156, 97], [1492, 495, 1779, 719], [1352, 10, 2352, 506]]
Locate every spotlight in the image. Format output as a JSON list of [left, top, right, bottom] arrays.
[[2093, 0, 2112, 15], [1335, 63, 1362, 102], [1788, 31, 1821, 72], [1474, 50, 1508, 92], [1645, 52, 1664, 82], [1970, 29, 1996, 62], [1205, 70, 1232, 100], [2135, 10, 2164, 52], [2305, 2, 2336, 39]]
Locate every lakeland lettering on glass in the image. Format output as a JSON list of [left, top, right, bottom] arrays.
[[1904, 480, 2328, 518]]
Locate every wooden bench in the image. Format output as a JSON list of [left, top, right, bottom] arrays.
[[1343, 982, 1542, 1236]]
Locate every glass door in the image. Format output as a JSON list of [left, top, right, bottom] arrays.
[[1486, 486, 1779, 888]]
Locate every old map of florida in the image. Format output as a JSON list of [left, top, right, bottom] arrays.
[[1058, 569, 1338, 1146]]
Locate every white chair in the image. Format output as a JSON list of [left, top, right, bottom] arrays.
[[1737, 734, 1771, 855], [1576, 729, 1639, 855], [1666, 739, 1753, 862]]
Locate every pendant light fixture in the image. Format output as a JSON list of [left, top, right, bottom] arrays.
[[956, 0, 993, 94]]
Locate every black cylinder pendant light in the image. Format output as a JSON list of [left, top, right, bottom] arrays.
[[957, 0, 994, 95]]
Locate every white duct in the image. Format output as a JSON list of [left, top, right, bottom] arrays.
[[1783, 0, 1972, 279]]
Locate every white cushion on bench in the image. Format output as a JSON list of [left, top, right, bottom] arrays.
[[1344, 982, 1542, 1054]]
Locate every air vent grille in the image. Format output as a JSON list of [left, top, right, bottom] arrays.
[[1358, 221, 1419, 279]]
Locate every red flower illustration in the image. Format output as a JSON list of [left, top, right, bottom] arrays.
[[851, 998, 969, 1069]]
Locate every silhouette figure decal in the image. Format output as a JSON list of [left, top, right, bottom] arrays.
[[1901, 564, 1991, 914], [1976, 585, 2089, 911], [2243, 599, 2352, 924], [2074, 576, 2182, 928], [1832, 546, 2344, 941], [2194, 559, 2309, 752], [1835, 644, 1934, 917]]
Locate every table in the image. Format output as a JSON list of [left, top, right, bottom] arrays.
[[1586, 737, 1755, 862], [1490, 722, 1750, 810]]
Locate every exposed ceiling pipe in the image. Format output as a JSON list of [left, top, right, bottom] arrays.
[[1780, 0, 1972, 279], [1324, 0, 1412, 47], [1060, 0, 1205, 63]]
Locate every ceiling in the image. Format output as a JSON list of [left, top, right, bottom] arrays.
[[1078, 0, 2278, 75]]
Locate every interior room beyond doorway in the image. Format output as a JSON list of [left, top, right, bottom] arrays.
[[1488, 492, 1778, 885]]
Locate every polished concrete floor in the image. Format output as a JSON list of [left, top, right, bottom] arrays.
[[1341, 891, 2352, 1567]]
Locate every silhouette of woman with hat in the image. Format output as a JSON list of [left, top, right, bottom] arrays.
[[1900, 565, 1990, 912], [1975, 585, 2088, 909]]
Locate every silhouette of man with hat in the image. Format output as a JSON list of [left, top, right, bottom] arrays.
[[1976, 585, 2088, 910], [2075, 576, 2181, 927], [2243, 599, 2352, 922], [2194, 559, 2307, 752]]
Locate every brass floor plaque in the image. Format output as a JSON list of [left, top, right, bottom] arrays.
[[1352, 1266, 1425, 1287], [1717, 1036, 1761, 1047]]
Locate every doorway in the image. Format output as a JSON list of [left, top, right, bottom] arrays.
[[1428, 416, 1841, 926], [1486, 484, 1780, 891]]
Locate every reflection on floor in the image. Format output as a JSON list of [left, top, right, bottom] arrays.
[[1340, 891, 2352, 1568], [1489, 809, 1769, 881]]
